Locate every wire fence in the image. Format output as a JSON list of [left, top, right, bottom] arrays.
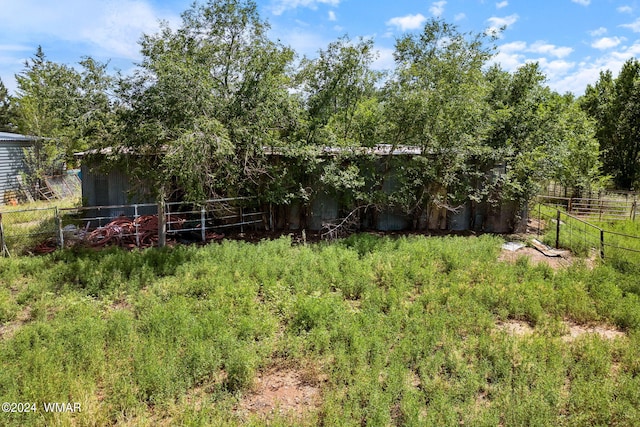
[[0, 197, 265, 256], [532, 202, 640, 262]]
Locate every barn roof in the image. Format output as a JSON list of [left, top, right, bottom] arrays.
[[0, 132, 39, 143], [75, 144, 425, 158]]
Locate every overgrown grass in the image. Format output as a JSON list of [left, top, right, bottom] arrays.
[[1, 234, 640, 426], [0, 197, 81, 255], [535, 203, 640, 275]]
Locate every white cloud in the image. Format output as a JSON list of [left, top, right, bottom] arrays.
[[493, 39, 640, 95], [489, 50, 524, 71], [271, 27, 329, 58], [528, 41, 573, 58], [551, 49, 634, 94], [0, 0, 186, 94], [372, 47, 396, 71], [0, 0, 179, 60], [328, 10, 336, 21], [496, 1, 508, 9], [500, 41, 527, 53], [591, 36, 624, 50], [486, 14, 519, 36], [81, 1, 176, 59], [589, 27, 607, 37], [429, 1, 446, 17], [491, 41, 573, 72], [621, 18, 640, 32], [270, 0, 341, 16], [571, 0, 590, 6], [536, 58, 576, 76], [617, 6, 633, 14], [454, 13, 466, 21], [386, 13, 428, 32]]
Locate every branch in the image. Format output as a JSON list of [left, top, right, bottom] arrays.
[[320, 204, 370, 240]]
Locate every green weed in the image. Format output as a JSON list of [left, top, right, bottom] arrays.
[[0, 233, 639, 425]]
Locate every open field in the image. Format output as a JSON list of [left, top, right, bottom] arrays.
[[1, 234, 640, 426]]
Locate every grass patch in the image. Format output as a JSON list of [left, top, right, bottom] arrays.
[[0, 234, 639, 426]]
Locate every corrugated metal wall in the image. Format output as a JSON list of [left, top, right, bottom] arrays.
[[309, 192, 339, 231], [81, 164, 154, 216], [0, 141, 31, 204]]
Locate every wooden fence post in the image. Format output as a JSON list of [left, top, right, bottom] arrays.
[[555, 210, 561, 249], [600, 229, 605, 259]]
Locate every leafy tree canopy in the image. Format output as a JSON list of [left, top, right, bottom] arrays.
[[116, 0, 297, 201], [582, 58, 640, 190], [12, 47, 115, 185]]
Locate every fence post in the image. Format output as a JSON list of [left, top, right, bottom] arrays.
[[201, 206, 206, 242], [134, 204, 140, 247], [0, 213, 8, 257], [269, 203, 273, 232], [599, 199, 603, 221], [158, 199, 166, 248], [600, 229, 605, 259], [555, 210, 561, 249], [56, 207, 64, 249], [633, 200, 637, 221], [537, 203, 541, 237]]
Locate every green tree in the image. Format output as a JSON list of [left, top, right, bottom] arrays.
[[297, 36, 383, 147], [0, 78, 14, 132], [293, 36, 384, 211], [13, 47, 115, 186], [116, 0, 297, 202], [381, 19, 497, 214], [486, 63, 601, 200], [582, 59, 640, 190]]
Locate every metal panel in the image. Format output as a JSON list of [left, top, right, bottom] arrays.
[[484, 201, 517, 234], [309, 192, 339, 231], [449, 202, 471, 231], [376, 170, 411, 231], [0, 141, 32, 205], [377, 210, 410, 231]]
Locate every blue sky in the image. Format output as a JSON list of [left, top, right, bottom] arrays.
[[1, 0, 640, 96]]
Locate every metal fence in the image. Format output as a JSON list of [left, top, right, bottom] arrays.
[[0, 197, 265, 256], [537, 195, 637, 221], [532, 202, 640, 260]]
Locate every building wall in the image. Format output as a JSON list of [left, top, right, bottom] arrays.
[[81, 164, 155, 217], [79, 157, 521, 234], [0, 140, 32, 205]]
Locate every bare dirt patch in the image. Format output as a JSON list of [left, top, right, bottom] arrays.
[[238, 366, 322, 419], [495, 320, 534, 336], [498, 246, 571, 270], [0, 306, 32, 341], [495, 319, 626, 342], [561, 321, 626, 343]]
